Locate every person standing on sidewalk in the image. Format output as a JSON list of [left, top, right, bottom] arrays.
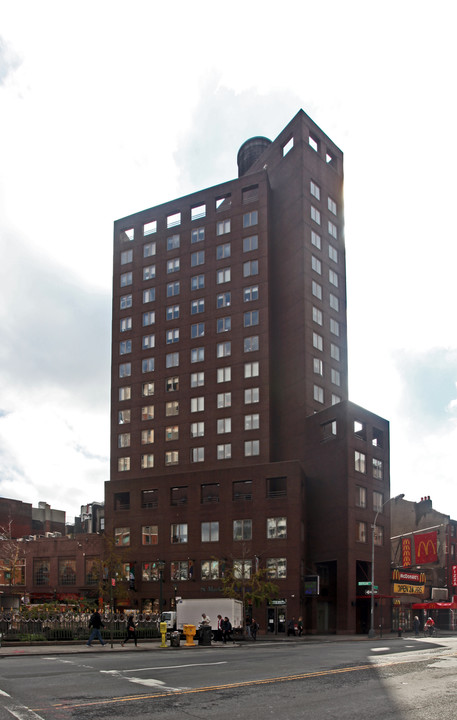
[[87, 610, 106, 647], [121, 614, 138, 647]]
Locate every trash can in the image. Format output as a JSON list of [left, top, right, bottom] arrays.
[[199, 625, 212, 646], [170, 631, 180, 647]]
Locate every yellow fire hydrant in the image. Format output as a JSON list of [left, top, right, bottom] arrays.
[[183, 624, 196, 646], [160, 621, 168, 648]]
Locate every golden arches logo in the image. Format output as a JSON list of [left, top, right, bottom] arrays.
[[417, 540, 437, 558]]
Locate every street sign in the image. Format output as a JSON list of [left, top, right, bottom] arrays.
[[358, 581, 372, 586], [365, 587, 379, 594]]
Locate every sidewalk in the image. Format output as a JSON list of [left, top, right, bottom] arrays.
[[0, 632, 428, 658]]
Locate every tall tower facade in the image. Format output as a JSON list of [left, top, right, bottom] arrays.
[[107, 110, 390, 634]]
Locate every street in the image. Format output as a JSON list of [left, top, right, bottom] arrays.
[[0, 637, 456, 719]]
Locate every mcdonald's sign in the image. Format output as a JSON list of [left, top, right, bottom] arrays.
[[414, 531, 438, 564], [402, 537, 412, 567]]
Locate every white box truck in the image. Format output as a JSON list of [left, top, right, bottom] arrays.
[[176, 598, 243, 633]]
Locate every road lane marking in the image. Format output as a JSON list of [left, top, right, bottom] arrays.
[[6, 703, 46, 720], [101, 660, 227, 674], [0, 689, 11, 697]]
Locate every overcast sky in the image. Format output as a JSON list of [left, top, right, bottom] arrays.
[[1, 1, 456, 521]]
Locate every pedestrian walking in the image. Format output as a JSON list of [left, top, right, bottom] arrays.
[[413, 616, 420, 636], [87, 610, 106, 647], [121, 613, 138, 647], [221, 616, 233, 644], [250, 618, 258, 640], [216, 614, 223, 642], [297, 616, 303, 636]]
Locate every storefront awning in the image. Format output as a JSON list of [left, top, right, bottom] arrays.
[[412, 602, 457, 610]]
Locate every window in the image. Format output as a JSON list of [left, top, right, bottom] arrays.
[[312, 281, 322, 299], [142, 526, 158, 545], [356, 521, 367, 543], [332, 394, 341, 405], [217, 366, 231, 383], [355, 486, 367, 508], [243, 235, 258, 252], [216, 219, 231, 235], [216, 243, 231, 259], [313, 332, 323, 351], [328, 221, 338, 239], [166, 352, 179, 368], [191, 225, 205, 242], [310, 180, 320, 200], [191, 274, 205, 290], [165, 425, 179, 441], [191, 250, 205, 267], [166, 376, 179, 392], [59, 560, 76, 586], [217, 417, 231, 434], [166, 401, 179, 416], [167, 281, 180, 297], [312, 256, 322, 274], [374, 525, 384, 546], [119, 386, 131, 401], [313, 385, 324, 403], [243, 210, 258, 228], [244, 336, 259, 352], [167, 258, 180, 274], [234, 559, 252, 579], [143, 265, 156, 281], [217, 392, 231, 408], [143, 241, 156, 256], [201, 521, 219, 542], [167, 211, 181, 228], [191, 371, 205, 387], [245, 413, 260, 431], [142, 562, 159, 581], [171, 486, 187, 505], [120, 272, 132, 287], [191, 347, 205, 363], [313, 358, 323, 375], [192, 446, 205, 463], [233, 480, 252, 500], [217, 267, 231, 284], [312, 307, 323, 325], [121, 249, 133, 265], [119, 340, 131, 355], [373, 490, 384, 512], [142, 311, 155, 326], [330, 343, 340, 361], [142, 381, 155, 397], [166, 304, 180, 320], [217, 443, 232, 459], [191, 396, 204, 413], [328, 197, 337, 215], [321, 419, 337, 439], [244, 310, 259, 327], [115, 527, 130, 546], [373, 459, 383, 480], [118, 409, 131, 424], [244, 361, 259, 378], [171, 560, 192, 581], [141, 454, 155, 468], [191, 298, 205, 314], [119, 363, 131, 378], [266, 558, 287, 579], [331, 368, 340, 386], [372, 428, 384, 448], [141, 405, 154, 420], [143, 288, 156, 303], [142, 357, 155, 373], [267, 517, 287, 539], [191, 421, 205, 438], [144, 220, 157, 236], [244, 285, 259, 302], [117, 433, 130, 447], [167, 234, 180, 251], [165, 450, 179, 466], [329, 269, 339, 287], [329, 245, 338, 263], [217, 316, 231, 333], [329, 293, 339, 311], [282, 136, 294, 156], [201, 560, 220, 580], [355, 451, 366, 474], [311, 230, 321, 249], [216, 291, 231, 308], [243, 260, 259, 277], [121, 228, 134, 242], [33, 559, 50, 586], [141, 429, 154, 444], [191, 204, 206, 221], [217, 341, 231, 358], [244, 387, 259, 404], [201, 483, 219, 505], [171, 524, 188, 544], [244, 439, 260, 456], [120, 294, 132, 309], [311, 206, 321, 225], [233, 519, 252, 541], [191, 322, 205, 338], [330, 318, 340, 336], [267, 476, 287, 498]]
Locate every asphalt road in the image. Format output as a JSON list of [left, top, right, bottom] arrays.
[[1, 637, 456, 720]]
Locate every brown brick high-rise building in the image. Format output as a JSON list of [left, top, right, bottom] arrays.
[[107, 110, 391, 634]]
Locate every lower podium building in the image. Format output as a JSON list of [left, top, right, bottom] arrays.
[[107, 110, 391, 634]]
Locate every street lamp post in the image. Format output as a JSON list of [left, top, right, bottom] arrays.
[[368, 493, 404, 639], [157, 560, 165, 620]]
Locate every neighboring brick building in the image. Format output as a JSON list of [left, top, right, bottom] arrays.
[[107, 109, 392, 634]]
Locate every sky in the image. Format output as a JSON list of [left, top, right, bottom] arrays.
[[0, 0, 456, 521]]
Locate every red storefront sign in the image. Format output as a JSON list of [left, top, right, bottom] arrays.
[[452, 565, 457, 587], [414, 531, 438, 564], [402, 537, 412, 566]]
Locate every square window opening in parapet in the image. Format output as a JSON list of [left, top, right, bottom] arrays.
[[216, 194, 232, 212], [267, 476, 287, 498], [233, 479, 252, 501], [114, 491, 130, 511], [201, 483, 220, 504], [354, 420, 367, 441], [191, 203, 206, 221], [167, 211, 181, 228], [326, 149, 337, 169], [242, 185, 259, 204], [141, 489, 158, 508], [120, 228, 134, 242], [321, 420, 337, 441], [309, 132, 320, 152], [282, 136, 294, 157], [144, 220, 157, 236], [372, 427, 384, 448]]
